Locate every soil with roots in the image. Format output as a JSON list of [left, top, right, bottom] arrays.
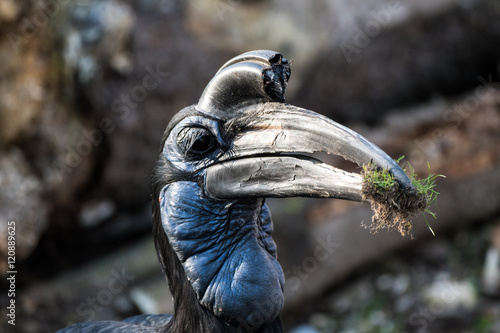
[[361, 166, 429, 237]]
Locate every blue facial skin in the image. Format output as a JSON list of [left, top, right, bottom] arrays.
[[160, 181, 284, 327]]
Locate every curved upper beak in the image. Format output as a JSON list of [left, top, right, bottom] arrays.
[[204, 102, 414, 202]]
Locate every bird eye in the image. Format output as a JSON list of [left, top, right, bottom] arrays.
[[191, 134, 213, 153], [177, 127, 216, 157]]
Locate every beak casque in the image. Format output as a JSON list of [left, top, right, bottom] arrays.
[[196, 50, 414, 201]]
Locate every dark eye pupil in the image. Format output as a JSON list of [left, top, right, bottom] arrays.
[[177, 127, 216, 157], [191, 134, 212, 153]]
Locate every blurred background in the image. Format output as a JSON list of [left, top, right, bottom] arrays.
[[1, 0, 500, 332]]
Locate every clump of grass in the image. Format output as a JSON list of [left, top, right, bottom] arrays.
[[361, 157, 445, 238]]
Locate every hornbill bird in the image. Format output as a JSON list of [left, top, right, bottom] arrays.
[[58, 50, 413, 332]]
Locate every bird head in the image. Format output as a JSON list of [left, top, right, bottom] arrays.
[[151, 50, 414, 331]]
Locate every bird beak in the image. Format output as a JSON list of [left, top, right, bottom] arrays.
[[204, 102, 414, 202]]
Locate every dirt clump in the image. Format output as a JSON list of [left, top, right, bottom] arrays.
[[361, 163, 434, 237]]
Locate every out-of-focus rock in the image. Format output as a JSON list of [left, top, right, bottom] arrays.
[[0, 0, 20, 23], [0, 1, 62, 270], [299, 0, 500, 124], [0, 29, 46, 144], [62, 0, 136, 81], [0, 0, 100, 270], [482, 246, 500, 294], [0, 149, 47, 271], [482, 223, 500, 294], [422, 274, 478, 312], [78, 199, 116, 228]]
